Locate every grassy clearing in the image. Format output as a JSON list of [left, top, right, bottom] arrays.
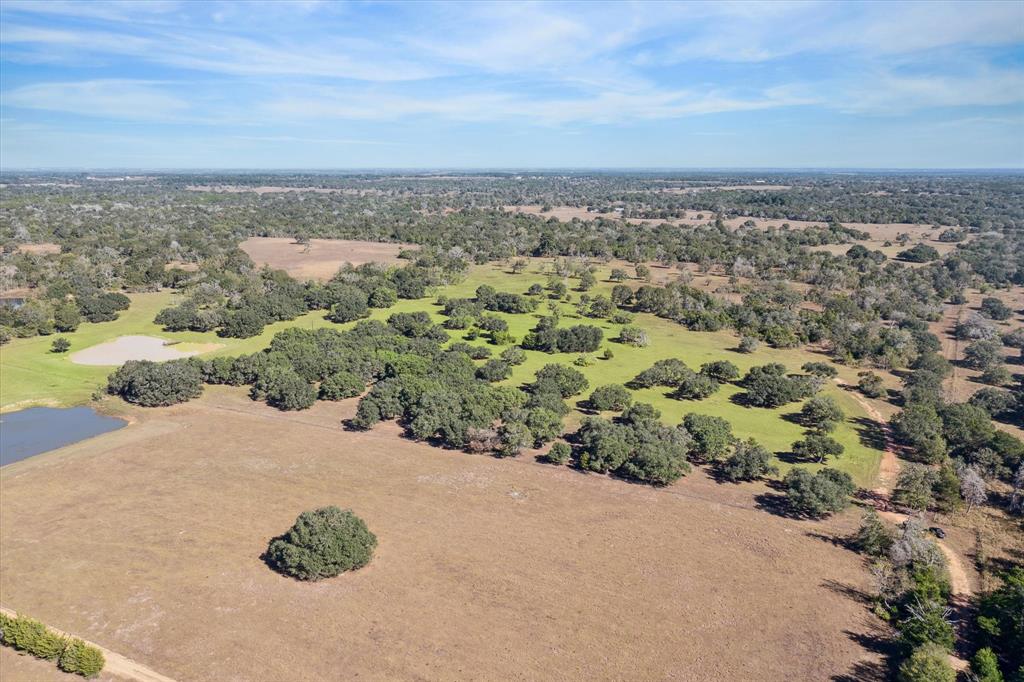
[[0, 260, 882, 485]]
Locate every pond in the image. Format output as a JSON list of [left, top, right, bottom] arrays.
[[0, 407, 126, 466]]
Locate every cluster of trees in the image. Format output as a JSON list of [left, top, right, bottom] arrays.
[[0, 290, 130, 341], [738, 363, 821, 407], [890, 350, 1023, 515], [521, 315, 603, 354], [573, 404, 691, 485], [0, 612, 105, 677]]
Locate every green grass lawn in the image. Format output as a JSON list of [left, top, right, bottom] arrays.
[[0, 261, 882, 485]]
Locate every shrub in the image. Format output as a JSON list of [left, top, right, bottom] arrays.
[[853, 509, 895, 557], [0, 613, 66, 661], [969, 647, 1003, 682], [898, 643, 955, 682], [858, 371, 886, 398], [784, 468, 855, 517], [496, 421, 532, 457], [737, 336, 760, 353], [979, 297, 1012, 321], [50, 337, 71, 353], [499, 346, 527, 366], [801, 361, 838, 378], [588, 384, 632, 411], [897, 244, 940, 263], [721, 438, 777, 481], [58, 638, 105, 677], [542, 441, 571, 464], [265, 506, 376, 580], [617, 326, 649, 347], [107, 359, 203, 407], [319, 371, 364, 400]]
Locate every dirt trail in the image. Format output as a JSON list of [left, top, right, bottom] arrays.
[[838, 382, 972, 670], [0, 606, 177, 682]]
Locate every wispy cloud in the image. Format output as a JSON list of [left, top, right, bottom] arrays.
[[4, 80, 189, 120]]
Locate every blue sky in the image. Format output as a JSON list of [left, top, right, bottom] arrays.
[[1, 0, 1023, 169]]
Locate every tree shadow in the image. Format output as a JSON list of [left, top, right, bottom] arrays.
[[753, 491, 797, 518], [807, 531, 858, 552], [831, 630, 899, 682], [853, 416, 888, 451]]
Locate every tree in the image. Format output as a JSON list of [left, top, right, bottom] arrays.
[[791, 434, 844, 463], [500, 346, 526, 366], [319, 371, 364, 400], [107, 359, 203, 407], [532, 364, 589, 398], [617, 325, 648, 347], [53, 302, 81, 332], [970, 648, 1004, 682], [265, 507, 376, 581], [979, 297, 1012, 321], [631, 358, 690, 388], [683, 413, 733, 461], [784, 468, 855, 518], [588, 384, 633, 411], [959, 466, 987, 511], [497, 421, 532, 457], [58, 638, 105, 676], [737, 336, 760, 353], [892, 404, 947, 464], [477, 359, 511, 382], [50, 337, 71, 353], [740, 364, 814, 407], [675, 371, 719, 400], [897, 243, 940, 262], [799, 395, 844, 433], [578, 269, 596, 291], [635, 263, 651, 281], [858, 371, 886, 398], [265, 370, 317, 411], [542, 441, 571, 464], [219, 308, 265, 338], [975, 567, 1024, 676], [853, 509, 895, 557], [964, 340, 1004, 370], [721, 438, 778, 481], [326, 285, 370, 323], [699, 360, 739, 382], [898, 596, 955, 652], [894, 465, 937, 511], [897, 643, 955, 682]]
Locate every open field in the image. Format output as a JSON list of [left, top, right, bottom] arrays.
[[239, 237, 413, 281], [0, 388, 886, 682], [0, 260, 885, 484]]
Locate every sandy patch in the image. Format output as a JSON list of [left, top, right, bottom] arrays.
[[240, 237, 414, 281], [15, 243, 61, 256], [70, 336, 205, 366]]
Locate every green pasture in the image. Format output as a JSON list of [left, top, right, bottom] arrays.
[[0, 260, 882, 485]]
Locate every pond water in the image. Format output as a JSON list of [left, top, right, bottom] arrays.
[[0, 407, 126, 466]]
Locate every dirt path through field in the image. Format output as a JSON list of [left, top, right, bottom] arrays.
[[838, 382, 972, 670], [0, 606, 177, 682]]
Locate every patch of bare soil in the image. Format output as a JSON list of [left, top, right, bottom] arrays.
[[70, 336, 207, 366], [0, 388, 884, 682], [15, 243, 61, 256], [240, 237, 414, 282]]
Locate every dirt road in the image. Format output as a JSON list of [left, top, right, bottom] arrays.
[[0, 606, 176, 682]]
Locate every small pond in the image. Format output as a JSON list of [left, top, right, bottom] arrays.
[[0, 407, 126, 467]]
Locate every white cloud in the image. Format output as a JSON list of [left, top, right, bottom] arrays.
[[4, 80, 189, 120]]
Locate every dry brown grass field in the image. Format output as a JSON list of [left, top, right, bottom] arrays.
[[239, 237, 414, 281], [1, 387, 889, 682]]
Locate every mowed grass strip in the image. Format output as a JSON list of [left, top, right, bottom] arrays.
[[0, 261, 882, 485]]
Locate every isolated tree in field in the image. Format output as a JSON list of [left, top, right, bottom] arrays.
[[631, 358, 689, 388], [617, 325, 648, 347], [783, 468, 855, 518], [737, 336, 760, 353], [675, 371, 719, 400], [721, 438, 778, 481], [791, 433, 845, 463], [50, 337, 70, 353], [799, 395, 844, 433], [265, 506, 376, 581], [532, 364, 589, 398], [683, 413, 733, 461], [897, 243, 940, 263], [635, 263, 651, 281], [588, 384, 632, 412], [578, 269, 596, 291]]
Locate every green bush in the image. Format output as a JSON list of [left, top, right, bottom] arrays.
[[898, 643, 955, 682], [107, 359, 203, 407], [266, 506, 377, 581], [542, 441, 571, 464], [58, 638, 106, 677]]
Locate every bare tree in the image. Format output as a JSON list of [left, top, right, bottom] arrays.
[[959, 466, 987, 512]]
